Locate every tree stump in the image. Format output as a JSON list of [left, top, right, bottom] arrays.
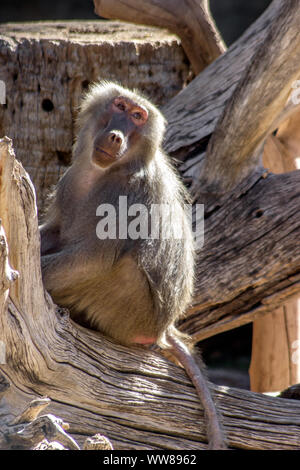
[[0, 21, 191, 212]]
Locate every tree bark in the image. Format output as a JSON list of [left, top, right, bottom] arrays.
[[1, 137, 300, 450], [250, 301, 300, 393], [165, 0, 300, 343], [180, 168, 300, 342], [93, 0, 226, 74]]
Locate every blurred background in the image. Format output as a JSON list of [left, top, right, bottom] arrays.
[[0, 0, 273, 389]]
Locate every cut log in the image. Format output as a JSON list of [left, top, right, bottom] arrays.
[[0, 21, 190, 213], [1, 137, 300, 450]]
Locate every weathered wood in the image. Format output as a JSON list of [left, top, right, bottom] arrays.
[[181, 169, 300, 342], [250, 302, 300, 393], [276, 107, 300, 165], [0, 21, 190, 212], [263, 134, 296, 174], [83, 434, 113, 450], [0, 222, 18, 314], [1, 391, 112, 450], [93, 0, 226, 75], [3, 412, 80, 450], [1, 138, 300, 450], [163, 0, 300, 342], [11, 397, 51, 425]]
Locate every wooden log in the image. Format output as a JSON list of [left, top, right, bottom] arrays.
[[181, 168, 300, 342], [93, 0, 226, 75], [1, 137, 300, 450], [250, 301, 300, 393], [0, 21, 190, 212]]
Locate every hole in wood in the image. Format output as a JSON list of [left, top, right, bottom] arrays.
[[42, 98, 54, 112], [255, 209, 264, 218], [57, 150, 72, 166], [81, 80, 90, 90]]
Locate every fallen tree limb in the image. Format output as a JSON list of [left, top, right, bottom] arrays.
[[182, 169, 300, 341], [1, 394, 113, 450], [1, 138, 300, 450]]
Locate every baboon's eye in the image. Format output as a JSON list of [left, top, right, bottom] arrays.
[[132, 112, 142, 120], [117, 102, 126, 111]]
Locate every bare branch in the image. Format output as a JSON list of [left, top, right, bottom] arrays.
[[93, 0, 226, 74]]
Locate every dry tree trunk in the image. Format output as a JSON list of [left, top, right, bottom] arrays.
[[1, 0, 300, 451], [1, 137, 300, 451], [162, 0, 287, 154]]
